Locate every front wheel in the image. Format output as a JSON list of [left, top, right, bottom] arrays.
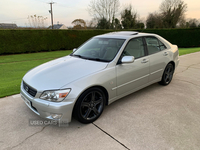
[[73, 88, 106, 124], [159, 63, 174, 85]]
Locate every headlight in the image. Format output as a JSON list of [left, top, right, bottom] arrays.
[[40, 89, 71, 102]]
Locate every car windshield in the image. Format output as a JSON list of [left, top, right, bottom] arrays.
[[71, 38, 125, 62]]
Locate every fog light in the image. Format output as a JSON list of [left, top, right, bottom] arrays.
[[50, 113, 62, 119]]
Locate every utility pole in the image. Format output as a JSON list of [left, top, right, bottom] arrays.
[[49, 2, 54, 29]]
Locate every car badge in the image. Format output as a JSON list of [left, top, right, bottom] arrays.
[[25, 86, 29, 92]]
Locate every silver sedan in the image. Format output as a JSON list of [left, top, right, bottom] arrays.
[[20, 31, 179, 124]]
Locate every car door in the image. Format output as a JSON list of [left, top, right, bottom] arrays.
[[144, 36, 171, 83], [116, 37, 150, 96]]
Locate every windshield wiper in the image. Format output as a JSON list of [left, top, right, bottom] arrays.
[[71, 54, 83, 58], [71, 54, 109, 62], [87, 57, 109, 62], [71, 54, 89, 60]]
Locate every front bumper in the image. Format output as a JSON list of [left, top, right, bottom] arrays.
[[20, 83, 75, 123]]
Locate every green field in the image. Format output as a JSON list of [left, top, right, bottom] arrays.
[[0, 50, 72, 98], [0, 47, 200, 98], [179, 47, 200, 56]]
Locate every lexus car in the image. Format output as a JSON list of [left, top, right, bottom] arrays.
[[20, 31, 179, 124]]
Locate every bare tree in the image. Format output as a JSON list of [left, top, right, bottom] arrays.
[[28, 15, 48, 28], [160, 0, 187, 28], [86, 18, 98, 29], [88, 0, 120, 23]]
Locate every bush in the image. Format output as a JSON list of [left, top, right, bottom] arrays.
[[0, 28, 200, 55]]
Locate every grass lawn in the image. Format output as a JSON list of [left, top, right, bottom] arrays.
[[0, 47, 200, 98], [179, 47, 200, 56], [0, 50, 72, 98]]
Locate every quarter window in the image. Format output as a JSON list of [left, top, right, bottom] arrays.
[[145, 37, 167, 54], [158, 40, 167, 51], [122, 38, 145, 59]]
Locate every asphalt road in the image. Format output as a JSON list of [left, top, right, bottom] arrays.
[[1, 52, 200, 150]]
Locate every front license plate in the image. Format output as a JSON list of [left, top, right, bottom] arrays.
[[21, 95, 31, 107]]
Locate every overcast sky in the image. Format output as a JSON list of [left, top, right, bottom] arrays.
[[0, 0, 199, 27]]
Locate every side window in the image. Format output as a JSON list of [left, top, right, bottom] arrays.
[[145, 37, 167, 55], [145, 37, 160, 55], [158, 40, 167, 51], [122, 38, 145, 59]]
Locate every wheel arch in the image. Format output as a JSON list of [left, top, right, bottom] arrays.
[[168, 61, 175, 71]]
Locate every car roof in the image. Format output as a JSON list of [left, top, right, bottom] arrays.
[[95, 31, 156, 39]]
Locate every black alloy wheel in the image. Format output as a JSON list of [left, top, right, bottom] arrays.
[[159, 63, 174, 85], [74, 88, 106, 124]]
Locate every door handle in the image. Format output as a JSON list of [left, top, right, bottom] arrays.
[[163, 52, 168, 56], [141, 59, 149, 63]]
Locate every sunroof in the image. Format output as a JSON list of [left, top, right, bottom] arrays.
[[107, 31, 139, 36]]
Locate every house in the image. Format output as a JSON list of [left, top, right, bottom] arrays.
[[0, 23, 18, 29], [48, 24, 68, 29]]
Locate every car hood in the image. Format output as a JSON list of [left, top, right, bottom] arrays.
[[23, 56, 108, 91]]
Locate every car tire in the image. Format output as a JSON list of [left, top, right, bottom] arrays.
[[73, 87, 106, 124], [159, 63, 174, 86]]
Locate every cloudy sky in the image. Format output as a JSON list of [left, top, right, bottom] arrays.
[[0, 0, 199, 27]]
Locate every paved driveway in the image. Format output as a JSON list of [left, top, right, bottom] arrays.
[[1, 52, 200, 150]]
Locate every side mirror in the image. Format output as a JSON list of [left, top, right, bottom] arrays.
[[73, 48, 77, 52], [121, 56, 135, 64]]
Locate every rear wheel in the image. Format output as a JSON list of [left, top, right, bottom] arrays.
[[159, 63, 174, 85], [74, 88, 106, 124]]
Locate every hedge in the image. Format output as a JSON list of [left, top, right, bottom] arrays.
[[0, 28, 200, 55], [139, 28, 200, 48]]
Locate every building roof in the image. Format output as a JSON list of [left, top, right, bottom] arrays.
[[48, 24, 68, 29], [0, 23, 18, 29], [52, 24, 63, 29]]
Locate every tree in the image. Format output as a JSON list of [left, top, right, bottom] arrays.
[[86, 18, 98, 29], [97, 18, 110, 29], [113, 18, 122, 29], [177, 18, 200, 28], [176, 16, 187, 28], [146, 13, 156, 28], [27, 14, 47, 28], [136, 22, 145, 29], [88, 0, 120, 25], [121, 5, 138, 29], [146, 12, 163, 28], [72, 19, 87, 29], [109, 17, 122, 29], [187, 18, 199, 28], [160, 0, 187, 28]]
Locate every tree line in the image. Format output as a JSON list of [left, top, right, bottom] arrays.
[[71, 0, 200, 29]]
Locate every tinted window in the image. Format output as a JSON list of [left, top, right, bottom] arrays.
[[122, 38, 145, 59], [145, 37, 167, 54]]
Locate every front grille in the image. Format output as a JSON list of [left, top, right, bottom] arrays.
[[23, 82, 37, 97]]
